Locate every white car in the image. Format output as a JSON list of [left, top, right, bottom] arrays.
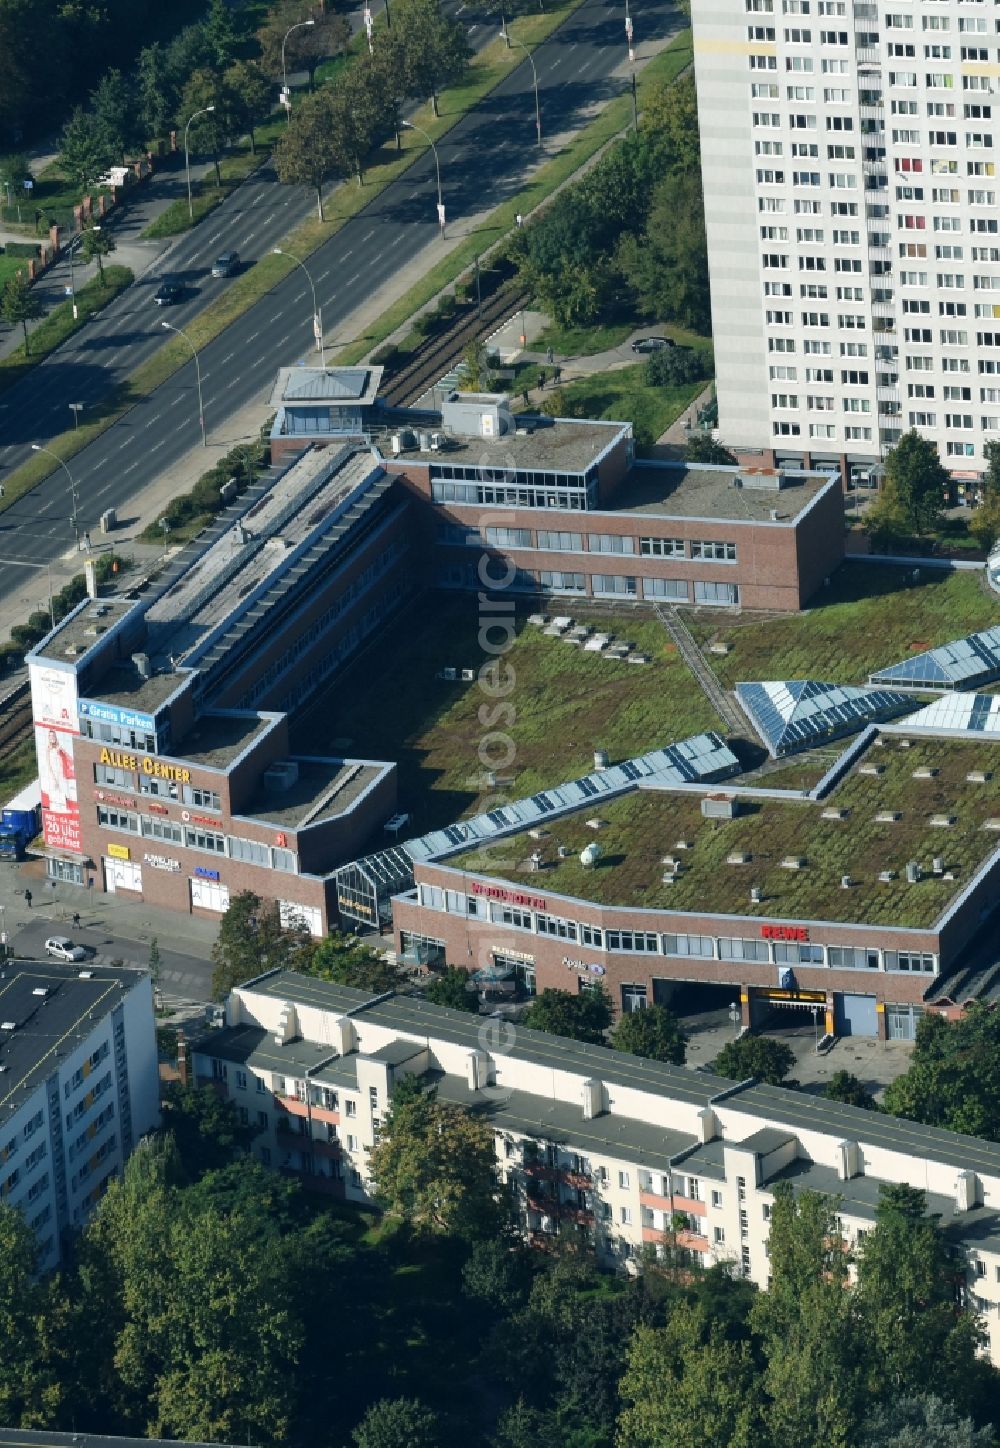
[[45, 936, 86, 962]]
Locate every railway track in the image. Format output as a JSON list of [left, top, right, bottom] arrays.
[[0, 700, 32, 757], [380, 283, 531, 408]]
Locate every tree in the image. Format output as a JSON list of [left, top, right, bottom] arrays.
[[135, 43, 176, 141], [461, 338, 496, 391], [883, 1004, 1000, 1141], [856, 1185, 986, 1408], [179, 69, 235, 188], [160, 1085, 257, 1181], [862, 1395, 995, 1448], [711, 1033, 795, 1086], [425, 965, 479, 1012], [306, 932, 398, 993], [390, 0, 471, 116], [203, 0, 239, 71], [462, 1237, 533, 1311], [369, 1083, 502, 1237], [211, 890, 312, 999], [823, 1070, 878, 1110], [611, 1003, 688, 1064], [275, 89, 340, 219], [0, 270, 42, 355], [258, 1, 351, 90], [59, 106, 115, 194], [645, 345, 709, 387], [684, 432, 736, 464], [148, 935, 161, 987], [224, 60, 272, 155], [618, 1303, 765, 1448], [751, 1184, 865, 1448], [352, 1397, 441, 1448], [90, 69, 142, 161], [970, 440, 1000, 552], [0, 1204, 69, 1426], [80, 222, 116, 284], [880, 429, 947, 536], [523, 985, 612, 1044], [616, 167, 711, 332]]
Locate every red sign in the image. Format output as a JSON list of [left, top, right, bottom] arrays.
[[188, 813, 219, 827], [276, 832, 287, 847], [94, 790, 134, 810], [470, 881, 547, 911], [147, 802, 168, 816], [761, 924, 810, 942]]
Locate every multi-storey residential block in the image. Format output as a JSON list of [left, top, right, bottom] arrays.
[[695, 0, 1000, 487], [193, 972, 1000, 1364], [0, 961, 159, 1266]]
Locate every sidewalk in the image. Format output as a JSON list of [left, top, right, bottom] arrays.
[[0, 853, 219, 961], [0, 154, 218, 362]]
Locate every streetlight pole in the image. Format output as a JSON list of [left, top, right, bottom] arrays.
[[160, 320, 207, 447], [68, 403, 83, 431], [508, 33, 542, 147], [184, 105, 216, 221], [400, 120, 445, 238], [30, 444, 80, 549], [282, 18, 316, 122], [624, 0, 637, 128], [273, 247, 325, 366]]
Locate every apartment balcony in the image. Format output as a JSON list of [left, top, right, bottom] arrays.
[[676, 1228, 711, 1253], [558, 1204, 595, 1228], [563, 1170, 592, 1190], [276, 1094, 310, 1120], [523, 1161, 559, 1181], [639, 1189, 672, 1213], [312, 1136, 342, 1160], [672, 1194, 707, 1218]]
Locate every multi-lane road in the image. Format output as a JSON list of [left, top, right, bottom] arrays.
[[0, 0, 681, 605]]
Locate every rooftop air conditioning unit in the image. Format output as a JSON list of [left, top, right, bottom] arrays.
[[132, 652, 151, 679], [263, 761, 300, 792]]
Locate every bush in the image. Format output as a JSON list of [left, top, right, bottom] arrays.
[[371, 343, 401, 368], [644, 346, 708, 387], [3, 241, 40, 258]]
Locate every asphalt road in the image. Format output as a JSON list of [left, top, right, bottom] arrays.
[[11, 917, 214, 1001], [0, 0, 680, 602]]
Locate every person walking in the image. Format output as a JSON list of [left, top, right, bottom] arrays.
[[72, 911, 81, 929], [24, 889, 32, 908]]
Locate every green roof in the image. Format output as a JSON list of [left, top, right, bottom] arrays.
[[449, 735, 1000, 928]]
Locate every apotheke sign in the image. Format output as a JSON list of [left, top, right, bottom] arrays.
[[563, 957, 606, 976]]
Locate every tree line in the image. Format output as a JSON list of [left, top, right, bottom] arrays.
[[507, 71, 711, 335], [2, 1072, 997, 1448]]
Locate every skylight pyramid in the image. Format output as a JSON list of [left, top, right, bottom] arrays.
[[736, 680, 917, 757]]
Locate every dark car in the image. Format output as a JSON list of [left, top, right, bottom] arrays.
[[153, 279, 182, 306], [211, 251, 240, 278], [631, 336, 675, 354]]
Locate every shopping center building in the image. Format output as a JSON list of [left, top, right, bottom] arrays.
[[191, 970, 1000, 1364]]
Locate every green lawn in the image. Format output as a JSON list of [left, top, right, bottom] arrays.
[[690, 563, 1000, 689], [460, 734, 1000, 928], [549, 361, 709, 448], [533, 320, 635, 357], [0, 265, 134, 396], [0, 741, 36, 808], [0, 253, 28, 288], [292, 593, 719, 834]]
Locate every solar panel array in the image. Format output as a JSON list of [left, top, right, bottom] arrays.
[[894, 691, 1000, 736], [403, 733, 740, 865], [736, 680, 917, 757], [870, 627, 1000, 691]]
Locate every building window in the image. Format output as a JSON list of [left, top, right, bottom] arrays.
[[694, 580, 740, 606], [711, 1189, 723, 1208], [620, 1206, 632, 1225], [714, 1225, 726, 1244], [536, 530, 583, 551], [185, 826, 226, 854], [257, 1111, 268, 1129], [619, 1170, 630, 1190], [640, 536, 686, 557], [591, 574, 638, 598], [97, 806, 140, 835], [235, 1070, 247, 1091], [589, 533, 636, 555], [485, 526, 533, 549], [539, 570, 586, 593], [345, 1100, 357, 1118], [642, 577, 689, 601], [690, 540, 737, 562]]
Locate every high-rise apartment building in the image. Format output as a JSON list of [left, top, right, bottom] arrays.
[[695, 0, 1000, 486]]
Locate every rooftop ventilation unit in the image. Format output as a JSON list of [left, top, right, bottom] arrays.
[[0, 1022, 15, 1032], [132, 652, 151, 679], [32, 988, 49, 997], [905, 860, 921, 884], [264, 761, 300, 792]]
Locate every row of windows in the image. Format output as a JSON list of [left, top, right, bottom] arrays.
[[66, 1070, 114, 1131], [65, 1041, 109, 1098], [96, 807, 298, 873], [415, 888, 939, 973], [94, 764, 221, 811], [439, 566, 741, 606], [444, 528, 739, 562]]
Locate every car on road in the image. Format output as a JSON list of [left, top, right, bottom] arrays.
[[211, 251, 240, 278], [153, 279, 182, 306], [631, 336, 675, 353], [45, 936, 87, 962]]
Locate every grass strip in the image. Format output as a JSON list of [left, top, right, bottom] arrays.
[[0, 3, 590, 512], [333, 30, 693, 365], [141, 115, 287, 239], [0, 265, 134, 396]]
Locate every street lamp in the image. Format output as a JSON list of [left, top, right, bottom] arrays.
[[728, 1001, 741, 1037], [507, 32, 542, 147], [624, 0, 638, 127], [282, 19, 316, 121], [812, 1005, 821, 1053], [160, 320, 207, 447], [68, 402, 83, 431], [30, 444, 80, 548], [400, 120, 445, 238], [67, 226, 99, 321], [184, 104, 215, 221], [272, 247, 324, 365]]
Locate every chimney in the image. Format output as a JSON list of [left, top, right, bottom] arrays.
[[466, 1050, 489, 1091], [331, 1015, 357, 1056], [273, 1000, 297, 1045], [956, 1169, 979, 1212], [581, 1078, 603, 1119], [837, 1140, 860, 1181], [697, 1107, 719, 1144]]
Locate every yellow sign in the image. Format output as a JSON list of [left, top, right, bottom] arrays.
[[107, 843, 130, 861], [758, 988, 826, 1003], [99, 747, 190, 783]]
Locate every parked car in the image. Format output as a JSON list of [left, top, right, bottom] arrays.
[[45, 936, 87, 962], [631, 336, 675, 354], [211, 251, 240, 278], [153, 279, 182, 306]]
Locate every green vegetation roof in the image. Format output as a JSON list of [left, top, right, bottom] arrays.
[[451, 735, 1000, 928]]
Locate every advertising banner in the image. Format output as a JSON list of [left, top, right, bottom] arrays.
[[30, 663, 81, 853]]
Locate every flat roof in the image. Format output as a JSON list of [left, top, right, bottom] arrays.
[[240, 758, 385, 829], [611, 462, 834, 523], [393, 416, 628, 476], [0, 961, 144, 1124], [32, 596, 135, 665], [97, 662, 185, 714], [447, 733, 1000, 929], [172, 712, 272, 770]]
